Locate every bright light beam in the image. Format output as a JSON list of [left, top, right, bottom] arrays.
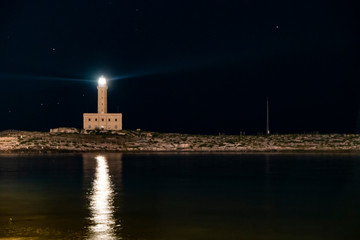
[[0, 73, 93, 83]]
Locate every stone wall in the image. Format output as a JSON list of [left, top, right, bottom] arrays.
[[83, 113, 122, 130]]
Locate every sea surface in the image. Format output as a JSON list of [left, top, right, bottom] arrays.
[[0, 153, 359, 240]]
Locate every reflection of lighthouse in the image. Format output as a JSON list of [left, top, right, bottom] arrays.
[[82, 154, 123, 240]]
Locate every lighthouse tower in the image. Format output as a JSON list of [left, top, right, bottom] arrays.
[[97, 76, 108, 114], [83, 76, 122, 131]]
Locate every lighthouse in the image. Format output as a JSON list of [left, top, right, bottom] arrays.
[[83, 76, 123, 131], [97, 76, 108, 114]]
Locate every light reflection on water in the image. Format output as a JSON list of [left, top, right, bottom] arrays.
[[0, 153, 360, 239], [88, 155, 117, 240]]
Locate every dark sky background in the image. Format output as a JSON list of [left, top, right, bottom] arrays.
[[0, 0, 359, 134]]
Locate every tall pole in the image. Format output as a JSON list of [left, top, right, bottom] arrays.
[[266, 97, 270, 135]]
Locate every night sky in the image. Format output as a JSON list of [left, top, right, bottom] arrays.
[[0, 0, 359, 134]]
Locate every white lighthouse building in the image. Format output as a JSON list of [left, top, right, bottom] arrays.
[[83, 76, 122, 130]]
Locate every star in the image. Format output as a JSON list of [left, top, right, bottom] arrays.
[[52, 47, 56, 51]]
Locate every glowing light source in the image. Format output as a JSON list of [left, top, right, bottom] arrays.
[[98, 76, 107, 86]]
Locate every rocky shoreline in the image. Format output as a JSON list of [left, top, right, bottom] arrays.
[[1, 129, 360, 153]]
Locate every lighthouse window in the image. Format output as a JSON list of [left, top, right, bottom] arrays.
[[88, 125, 91, 129], [108, 119, 111, 121], [115, 125, 117, 129], [102, 118, 104, 122], [88, 118, 91, 121], [115, 119, 118, 122], [95, 118, 97, 121]]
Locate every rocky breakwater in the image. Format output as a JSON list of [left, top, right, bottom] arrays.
[[1, 129, 360, 153]]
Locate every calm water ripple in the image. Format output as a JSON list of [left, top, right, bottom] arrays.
[[88, 155, 117, 240], [0, 153, 359, 239]]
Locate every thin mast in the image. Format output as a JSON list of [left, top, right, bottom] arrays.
[[266, 97, 270, 135]]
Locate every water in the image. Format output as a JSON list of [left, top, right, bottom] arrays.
[[0, 153, 360, 239]]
